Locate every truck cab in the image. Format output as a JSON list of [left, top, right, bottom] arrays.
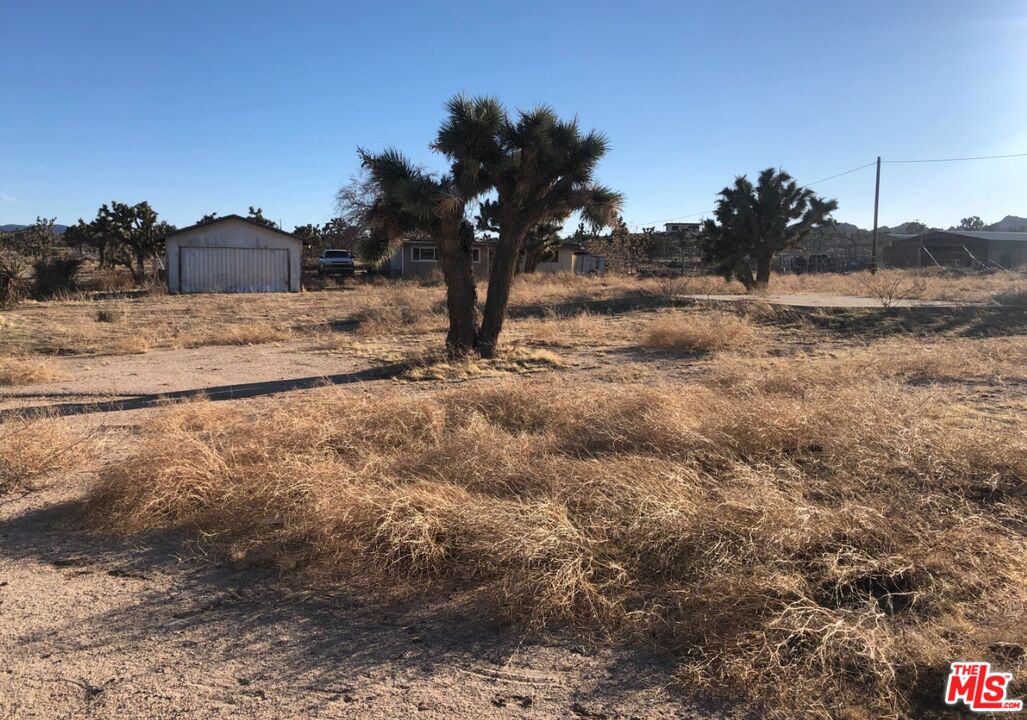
[[317, 249, 355, 276]]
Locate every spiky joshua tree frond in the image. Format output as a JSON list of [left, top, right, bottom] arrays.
[[701, 168, 837, 290]]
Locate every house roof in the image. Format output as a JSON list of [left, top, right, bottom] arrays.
[[164, 214, 302, 242], [886, 230, 1027, 244], [402, 237, 497, 247]]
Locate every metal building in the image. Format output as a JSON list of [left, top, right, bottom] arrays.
[[883, 230, 1027, 270], [165, 215, 303, 293]]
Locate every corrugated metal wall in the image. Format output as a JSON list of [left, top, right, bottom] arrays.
[[180, 247, 289, 293]]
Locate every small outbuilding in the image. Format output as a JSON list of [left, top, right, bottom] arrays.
[[165, 214, 303, 293], [533, 241, 607, 275]]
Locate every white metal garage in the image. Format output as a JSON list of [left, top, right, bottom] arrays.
[[165, 215, 303, 294]]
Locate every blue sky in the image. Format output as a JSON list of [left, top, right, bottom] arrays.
[[2, 0, 1025, 231]]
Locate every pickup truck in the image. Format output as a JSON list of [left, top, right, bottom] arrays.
[[317, 249, 355, 276]]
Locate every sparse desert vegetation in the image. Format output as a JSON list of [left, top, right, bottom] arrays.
[[0, 269, 1022, 358], [0, 412, 90, 494], [0, 354, 62, 386], [82, 364, 1025, 719], [1, 270, 1025, 719], [643, 311, 759, 354]]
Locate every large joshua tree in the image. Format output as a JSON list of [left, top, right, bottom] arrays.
[[358, 149, 482, 356], [701, 168, 838, 290], [435, 98, 623, 357]]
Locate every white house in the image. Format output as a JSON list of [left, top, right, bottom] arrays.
[[534, 241, 607, 275], [165, 215, 303, 293]]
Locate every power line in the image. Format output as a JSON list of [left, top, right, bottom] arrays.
[[636, 210, 712, 228], [799, 160, 877, 188], [631, 151, 1026, 230], [883, 151, 1027, 164], [634, 161, 875, 228]]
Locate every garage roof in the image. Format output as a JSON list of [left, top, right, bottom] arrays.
[[164, 214, 302, 241]]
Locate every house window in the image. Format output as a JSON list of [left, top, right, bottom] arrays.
[[472, 247, 481, 263], [538, 249, 558, 264], [412, 245, 437, 262]]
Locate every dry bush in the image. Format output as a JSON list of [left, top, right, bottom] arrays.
[[708, 336, 1027, 395], [403, 346, 565, 381], [0, 355, 63, 385], [995, 287, 1027, 308], [859, 273, 929, 307], [0, 255, 29, 306], [0, 413, 90, 494], [95, 307, 124, 323], [644, 311, 759, 354], [771, 268, 1027, 303], [84, 375, 1027, 718], [178, 322, 294, 348], [349, 283, 442, 336], [514, 309, 630, 348], [78, 268, 136, 293]]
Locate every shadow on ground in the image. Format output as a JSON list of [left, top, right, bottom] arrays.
[[0, 499, 731, 718], [747, 305, 1027, 339], [0, 363, 410, 420]]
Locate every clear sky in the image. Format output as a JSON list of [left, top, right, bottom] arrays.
[[2, 0, 1025, 232]]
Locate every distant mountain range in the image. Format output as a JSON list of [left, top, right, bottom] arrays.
[[882, 215, 1027, 234], [1, 223, 68, 234], [987, 215, 1027, 231]]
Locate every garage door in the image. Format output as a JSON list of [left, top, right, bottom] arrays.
[[179, 247, 289, 293]]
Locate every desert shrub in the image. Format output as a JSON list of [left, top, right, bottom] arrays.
[[0, 413, 88, 494], [644, 311, 758, 354], [995, 288, 1027, 307], [178, 322, 293, 348], [32, 256, 84, 299], [79, 268, 136, 293], [85, 377, 1027, 718], [0, 255, 29, 306], [0, 355, 62, 386], [349, 284, 440, 335], [95, 307, 124, 323], [859, 272, 929, 307]]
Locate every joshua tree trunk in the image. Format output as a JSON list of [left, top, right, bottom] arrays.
[[734, 260, 756, 292], [439, 222, 479, 357], [478, 220, 527, 358], [133, 250, 147, 284], [754, 254, 772, 288]]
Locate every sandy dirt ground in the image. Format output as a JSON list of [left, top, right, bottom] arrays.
[[3, 296, 1022, 719], [0, 343, 369, 414], [0, 480, 744, 720], [684, 293, 978, 307], [0, 342, 747, 719]]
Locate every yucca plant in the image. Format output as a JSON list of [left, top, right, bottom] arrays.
[[701, 169, 837, 290], [358, 96, 622, 358], [358, 149, 482, 356], [435, 98, 623, 357]]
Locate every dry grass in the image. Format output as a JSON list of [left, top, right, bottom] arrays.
[[996, 288, 1027, 308], [0, 355, 63, 386], [84, 368, 1027, 719], [0, 413, 91, 494], [513, 309, 634, 349], [707, 336, 1027, 396], [644, 311, 760, 354], [403, 346, 566, 381], [0, 269, 1019, 358], [178, 322, 295, 348], [348, 283, 443, 336], [770, 268, 1027, 303]]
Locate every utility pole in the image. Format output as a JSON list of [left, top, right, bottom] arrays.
[[870, 156, 881, 274]]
